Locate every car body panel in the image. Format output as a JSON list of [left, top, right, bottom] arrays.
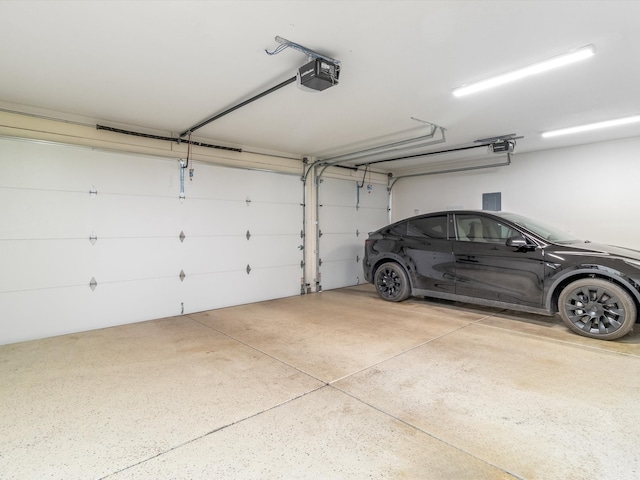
[[363, 210, 640, 323], [453, 239, 545, 308]]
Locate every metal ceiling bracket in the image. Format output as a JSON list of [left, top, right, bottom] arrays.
[[246, 230, 251, 241], [89, 234, 97, 245], [89, 277, 98, 291], [246, 196, 251, 206], [179, 270, 186, 282], [179, 231, 186, 243], [246, 264, 252, 275], [89, 187, 97, 198], [266, 36, 341, 65]]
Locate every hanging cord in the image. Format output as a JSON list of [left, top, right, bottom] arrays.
[[265, 43, 291, 56], [357, 164, 369, 188], [187, 134, 195, 181], [184, 133, 192, 169]]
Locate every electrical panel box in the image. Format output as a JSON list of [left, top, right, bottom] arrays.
[[298, 58, 340, 91]]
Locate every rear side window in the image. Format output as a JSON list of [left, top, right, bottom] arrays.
[[406, 215, 448, 239], [455, 214, 519, 243], [385, 222, 407, 236]]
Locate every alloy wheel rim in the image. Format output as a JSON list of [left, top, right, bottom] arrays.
[[564, 286, 625, 334], [378, 269, 401, 298]]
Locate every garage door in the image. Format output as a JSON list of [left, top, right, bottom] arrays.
[[0, 137, 302, 344], [318, 177, 389, 290]]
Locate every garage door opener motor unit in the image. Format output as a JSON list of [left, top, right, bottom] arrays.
[[298, 58, 340, 91]]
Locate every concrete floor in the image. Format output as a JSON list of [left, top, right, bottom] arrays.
[[1, 285, 640, 480]]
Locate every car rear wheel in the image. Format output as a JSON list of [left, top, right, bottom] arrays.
[[374, 262, 410, 302], [558, 278, 636, 340]]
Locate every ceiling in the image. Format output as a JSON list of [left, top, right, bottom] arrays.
[[2, 1, 640, 173]]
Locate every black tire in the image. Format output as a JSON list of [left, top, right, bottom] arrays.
[[374, 262, 411, 302], [558, 278, 636, 340]]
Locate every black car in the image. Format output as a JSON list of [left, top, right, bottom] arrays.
[[363, 210, 640, 340]]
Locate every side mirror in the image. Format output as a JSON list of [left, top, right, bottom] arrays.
[[506, 235, 530, 248]]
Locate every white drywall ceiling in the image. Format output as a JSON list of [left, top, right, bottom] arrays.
[[2, 0, 640, 172]]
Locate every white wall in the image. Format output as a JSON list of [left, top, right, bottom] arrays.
[[392, 136, 640, 250], [0, 137, 304, 345]]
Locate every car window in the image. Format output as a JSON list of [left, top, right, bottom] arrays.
[[387, 222, 407, 236], [406, 215, 448, 239], [455, 214, 519, 243], [497, 213, 580, 243]]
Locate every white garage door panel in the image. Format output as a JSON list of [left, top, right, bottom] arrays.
[[321, 206, 357, 235], [248, 202, 301, 234], [321, 234, 359, 262], [3, 287, 104, 344], [1, 137, 303, 344], [180, 271, 247, 312], [247, 235, 301, 268], [0, 189, 90, 239], [356, 207, 388, 234], [182, 237, 249, 274], [91, 238, 183, 282], [186, 166, 249, 200], [0, 238, 185, 293], [95, 278, 182, 319], [0, 239, 91, 292], [318, 178, 387, 290], [321, 260, 362, 291], [322, 177, 356, 203], [0, 190, 182, 240], [357, 181, 388, 207], [90, 195, 181, 238], [0, 139, 179, 197], [187, 163, 301, 203], [183, 199, 250, 237], [180, 264, 301, 313], [2, 278, 181, 345], [180, 235, 299, 278], [242, 169, 302, 204], [246, 265, 302, 300]]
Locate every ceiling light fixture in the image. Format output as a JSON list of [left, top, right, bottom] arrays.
[[542, 115, 640, 138], [452, 45, 595, 97]]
